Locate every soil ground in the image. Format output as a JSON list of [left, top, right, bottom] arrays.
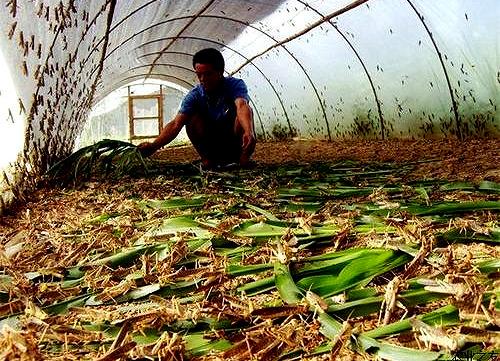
[[155, 138, 500, 182]]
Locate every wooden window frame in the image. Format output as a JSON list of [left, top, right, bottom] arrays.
[[128, 85, 164, 141]]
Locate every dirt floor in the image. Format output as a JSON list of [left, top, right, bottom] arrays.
[[156, 138, 500, 182]]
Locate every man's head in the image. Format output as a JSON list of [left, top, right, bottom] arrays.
[[193, 48, 224, 93]]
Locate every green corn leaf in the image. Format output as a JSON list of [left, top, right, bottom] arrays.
[[278, 339, 344, 359], [354, 222, 396, 234], [237, 276, 275, 296], [346, 288, 379, 300], [44, 294, 92, 315], [156, 279, 200, 298], [139, 216, 213, 241], [435, 181, 500, 194], [297, 248, 393, 277], [185, 333, 232, 357], [87, 212, 120, 224], [46, 147, 89, 177], [410, 201, 500, 216], [186, 238, 213, 252], [327, 288, 448, 318], [83, 323, 120, 336], [66, 266, 86, 279], [414, 186, 431, 204], [278, 186, 375, 199], [297, 251, 411, 297], [398, 288, 451, 305], [233, 219, 337, 239], [60, 277, 83, 288], [277, 187, 327, 198], [304, 247, 380, 262], [437, 228, 500, 244], [139, 195, 209, 210], [438, 182, 475, 191], [476, 259, 500, 274], [397, 244, 420, 257], [226, 263, 273, 277], [215, 245, 255, 258], [233, 221, 297, 238], [362, 304, 459, 339], [86, 281, 197, 307], [166, 317, 234, 333], [130, 328, 163, 345], [115, 284, 161, 303], [274, 260, 345, 344], [245, 203, 280, 221], [46, 140, 146, 183], [280, 200, 323, 213], [86, 243, 166, 268], [327, 295, 387, 318], [478, 180, 500, 193], [235, 249, 410, 298], [356, 334, 443, 361], [317, 311, 344, 340], [303, 342, 335, 357], [274, 262, 303, 304]]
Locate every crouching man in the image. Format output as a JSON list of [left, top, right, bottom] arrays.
[[138, 48, 256, 169]]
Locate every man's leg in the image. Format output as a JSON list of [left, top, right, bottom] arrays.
[[185, 114, 214, 167], [185, 114, 242, 167]]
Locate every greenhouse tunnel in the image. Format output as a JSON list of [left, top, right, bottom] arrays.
[[0, 0, 498, 211], [0, 1, 499, 359]]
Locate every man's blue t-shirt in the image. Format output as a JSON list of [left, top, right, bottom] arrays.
[[179, 77, 249, 124]]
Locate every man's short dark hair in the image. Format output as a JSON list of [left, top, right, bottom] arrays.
[[192, 48, 225, 72]]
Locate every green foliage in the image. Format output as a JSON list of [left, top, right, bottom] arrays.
[[5, 160, 499, 359], [46, 139, 148, 184]]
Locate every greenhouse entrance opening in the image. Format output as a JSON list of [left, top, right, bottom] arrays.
[[77, 80, 188, 149]]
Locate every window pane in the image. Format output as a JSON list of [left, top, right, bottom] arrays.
[[132, 98, 158, 117], [133, 118, 159, 136]]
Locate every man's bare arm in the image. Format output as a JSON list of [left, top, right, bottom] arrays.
[[235, 97, 256, 165], [138, 113, 189, 156]]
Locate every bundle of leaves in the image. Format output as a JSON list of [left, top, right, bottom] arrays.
[[46, 139, 149, 185]]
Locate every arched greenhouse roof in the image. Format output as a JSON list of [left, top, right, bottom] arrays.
[[0, 3, 499, 360]]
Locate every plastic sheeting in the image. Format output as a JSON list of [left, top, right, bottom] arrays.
[[0, 0, 498, 211]]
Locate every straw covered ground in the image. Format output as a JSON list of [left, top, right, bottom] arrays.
[[158, 138, 500, 182], [0, 138, 499, 360]]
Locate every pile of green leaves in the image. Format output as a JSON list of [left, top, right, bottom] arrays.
[[46, 139, 148, 184], [1, 160, 498, 360]]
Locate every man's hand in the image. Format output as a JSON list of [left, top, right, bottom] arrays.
[[137, 142, 158, 157], [240, 132, 256, 167], [234, 98, 256, 167], [137, 114, 187, 157]]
